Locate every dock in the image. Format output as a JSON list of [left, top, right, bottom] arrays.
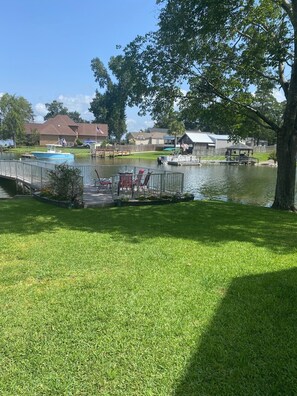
[[83, 185, 114, 208], [220, 157, 258, 165], [159, 154, 201, 166], [167, 160, 201, 166], [91, 148, 131, 158]]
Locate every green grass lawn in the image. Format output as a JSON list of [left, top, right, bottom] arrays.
[[1, 198, 297, 395], [10, 146, 91, 158], [10, 146, 273, 162]]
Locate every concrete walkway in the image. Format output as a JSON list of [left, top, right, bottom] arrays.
[[83, 185, 114, 208]]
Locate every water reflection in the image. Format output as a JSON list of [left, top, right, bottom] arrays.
[[182, 164, 277, 207], [0, 154, 291, 207], [78, 157, 281, 207]]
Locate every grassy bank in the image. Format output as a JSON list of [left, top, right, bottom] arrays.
[[9, 147, 272, 162], [10, 146, 91, 158], [1, 198, 297, 395]]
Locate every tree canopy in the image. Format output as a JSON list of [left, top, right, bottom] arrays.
[[118, 0, 297, 210], [89, 57, 127, 142], [44, 100, 87, 123], [0, 93, 33, 145]]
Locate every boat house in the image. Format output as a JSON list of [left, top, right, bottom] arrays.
[[224, 144, 257, 164], [178, 131, 215, 156]]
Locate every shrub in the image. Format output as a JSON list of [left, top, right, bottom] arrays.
[[268, 150, 277, 163], [46, 163, 84, 206], [75, 138, 83, 146]]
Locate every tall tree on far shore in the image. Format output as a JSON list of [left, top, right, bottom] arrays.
[[0, 93, 33, 145], [119, 0, 297, 211], [44, 100, 87, 123], [44, 100, 68, 120], [89, 57, 127, 141]]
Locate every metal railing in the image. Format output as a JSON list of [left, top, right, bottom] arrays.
[[110, 167, 184, 199], [0, 160, 51, 190], [0, 160, 184, 199]]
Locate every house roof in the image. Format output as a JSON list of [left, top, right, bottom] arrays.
[[148, 127, 169, 133], [227, 143, 253, 150], [25, 115, 77, 136], [180, 131, 214, 144], [76, 123, 108, 137], [25, 115, 108, 138], [208, 134, 230, 141], [128, 131, 167, 139]]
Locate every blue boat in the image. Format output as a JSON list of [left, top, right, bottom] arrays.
[[32, 145, 74, 161]]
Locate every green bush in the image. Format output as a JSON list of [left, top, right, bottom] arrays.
[[75, 138, 83, 146], [268, 150, 277, 163], [46, 163, 84, 206]]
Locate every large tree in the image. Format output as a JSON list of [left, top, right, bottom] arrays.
[[119, 0, 297, 210], [89, 57, 127, 141], [44, 100, 68, 120], [44, 100, 87, 123], [180, 88, 283, 144], [0, 93, 33, 145]]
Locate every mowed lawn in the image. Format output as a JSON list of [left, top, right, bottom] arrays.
[[1, 198, 297, 395]]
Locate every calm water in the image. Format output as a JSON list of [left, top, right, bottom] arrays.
[[0, 153, 285, 207]]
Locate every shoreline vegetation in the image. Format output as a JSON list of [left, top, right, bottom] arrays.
[[0, 198, 296, 394]]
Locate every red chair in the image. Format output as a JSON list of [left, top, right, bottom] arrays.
[[133, 169, 145, 189], [117, 172, 133, 195], [94, 169, 112, 190], [140, 171, 152, 191]]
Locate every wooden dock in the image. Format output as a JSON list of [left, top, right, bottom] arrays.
[[91, 149, 131, 158], [220, 157, 258, 165]]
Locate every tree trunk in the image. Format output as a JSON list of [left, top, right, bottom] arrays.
[[272, 128, 297, 211]]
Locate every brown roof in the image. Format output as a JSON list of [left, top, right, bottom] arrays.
[[25, 115, 108, 138], [25, 122, 43, 132], [76, 123, 108, 137]]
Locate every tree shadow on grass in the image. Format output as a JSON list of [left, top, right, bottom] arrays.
[[1, 198, 297, 254], [174, 267, 297, 396]]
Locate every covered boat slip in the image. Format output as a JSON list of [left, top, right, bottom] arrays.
[[222, 144, 258, 165]]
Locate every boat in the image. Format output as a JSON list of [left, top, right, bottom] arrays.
[[158, 154, 201, 166], [21, 153, 36, 159], [31, 144, 74, 160]]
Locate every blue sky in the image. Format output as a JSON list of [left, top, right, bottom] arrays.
[[0, 0, 160, 131]]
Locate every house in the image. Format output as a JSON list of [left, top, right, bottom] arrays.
[[24, 115, 108, 146], [208, 134, 232, 150], [127, 131, 167, 145], [178, 131, 215, 155], [208, 134, 250, 150]]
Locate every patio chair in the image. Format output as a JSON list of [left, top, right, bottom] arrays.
[[140, 171, 152, 192], [94, 169, 112, 190], [133, 169, 145, 190], [117, 172, 134, 195]]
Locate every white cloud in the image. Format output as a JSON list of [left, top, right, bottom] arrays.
[[126, 117, 154, 132], [143, 119, 154, 128], [33, 93, 154, 130], [273, 88, 286, 103], [35, 103, 47, 115], [33, 94, 95, 122], [58, 94, 95, 121], [34, 115, 45, 123]]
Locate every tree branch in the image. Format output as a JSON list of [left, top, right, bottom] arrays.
[[201, 78, 281, 132], [281, 0, 293, 23]]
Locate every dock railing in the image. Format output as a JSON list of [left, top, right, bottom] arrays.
[[110, 167, 184, 199], [0, 160, 53, 191], [0, 161, 184, 199]]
